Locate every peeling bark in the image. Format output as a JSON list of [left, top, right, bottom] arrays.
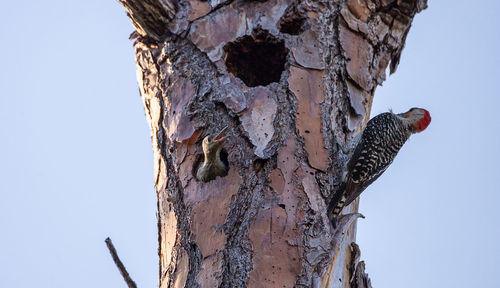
[[119, 0, 427, 287]]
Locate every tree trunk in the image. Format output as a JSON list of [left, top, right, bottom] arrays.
[[118, 0, 427, 287]]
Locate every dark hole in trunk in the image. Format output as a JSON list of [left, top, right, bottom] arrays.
[[224, 29, 287, 87]]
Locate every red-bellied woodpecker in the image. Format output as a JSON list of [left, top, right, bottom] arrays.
[[196, 126, 229, 182], [327, 108, 431, 227]]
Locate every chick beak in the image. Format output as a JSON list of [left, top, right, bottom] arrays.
[[213, 126, 229, 143]]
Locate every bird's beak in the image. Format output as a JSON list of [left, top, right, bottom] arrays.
[[213, 126, 229, 143]]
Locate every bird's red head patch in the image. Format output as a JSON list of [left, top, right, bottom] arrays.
[[400, 108, 431, 133], [413, 108, 431, 133]]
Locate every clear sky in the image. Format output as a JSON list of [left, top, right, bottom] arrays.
[[0, 1, 498, 287]]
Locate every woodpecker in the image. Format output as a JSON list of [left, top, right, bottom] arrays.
[[196, 127, 229, 182], [328, 108, 431, 227]]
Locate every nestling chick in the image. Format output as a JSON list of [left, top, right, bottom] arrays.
[[196, 127, 229, 182]]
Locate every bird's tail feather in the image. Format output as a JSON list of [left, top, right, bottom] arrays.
[[327, 182, 347, 229]]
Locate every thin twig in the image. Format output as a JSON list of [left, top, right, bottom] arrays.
[[105, 237, 137, 288]]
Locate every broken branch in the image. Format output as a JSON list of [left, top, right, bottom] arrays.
[[105, 237, 137, 288]]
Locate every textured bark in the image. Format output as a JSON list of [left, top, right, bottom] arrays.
[[119, 0, 427, 287]]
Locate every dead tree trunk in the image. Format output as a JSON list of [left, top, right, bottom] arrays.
[[118, 0, 427, 287]]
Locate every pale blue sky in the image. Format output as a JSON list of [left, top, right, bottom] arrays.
[[0, 1, 498, 287]]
